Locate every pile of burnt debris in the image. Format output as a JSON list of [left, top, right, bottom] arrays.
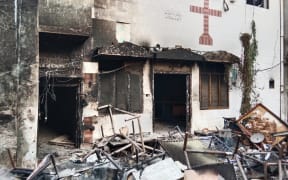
[[4, 103, 288, 180]]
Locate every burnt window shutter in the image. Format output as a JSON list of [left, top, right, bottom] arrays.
[[219, 74, 228, 107], [98, 73, 116, 106], [115, 71, 129, 110], [200, 73, 209, 109], [210, 74, 219, 107], [98, 68, 143, 113], [129, 73, 143, 112], [200, 63, 229, 109]]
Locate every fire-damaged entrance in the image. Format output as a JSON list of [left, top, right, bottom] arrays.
[[38, 77, 82, 148], [153, 74, 190, 132]]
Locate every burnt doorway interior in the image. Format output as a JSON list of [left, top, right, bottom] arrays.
[[154, 74, 189, 132], [38, 32, 87, 149], [38, 78, 81, 148]]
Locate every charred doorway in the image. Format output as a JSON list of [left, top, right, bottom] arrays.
[[153, 74, 190, 132], [38, 77, 81, 148], [38, 32, 87, 149]]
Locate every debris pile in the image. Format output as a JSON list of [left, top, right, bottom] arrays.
[[5, 103, 288, 179]]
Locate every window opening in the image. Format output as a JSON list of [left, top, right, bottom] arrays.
[[200, 63, 229, 109], [246, 0, 269, 9]]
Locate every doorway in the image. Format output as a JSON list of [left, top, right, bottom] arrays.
[[153, 74, 190, 132], [38, 77, 81, 148]]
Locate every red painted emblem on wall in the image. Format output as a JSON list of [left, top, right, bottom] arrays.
[[190, 0, 222, 46]]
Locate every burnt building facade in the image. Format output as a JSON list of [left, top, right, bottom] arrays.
[[0, 0, 250, 167]]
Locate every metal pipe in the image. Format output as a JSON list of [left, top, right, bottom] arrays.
[[136, 142, 163, 153], [184, 151, 191, 169], [111, 144, 132, 155], [102, 151, 122, 170], [27, 154, 59, 180], [137, 117, 145, 153], [108, 106, 116, 134], [279, 160, 283, 180], [125, 116, 141, 121], [236, 156, 248, 180], [186, 149, 233, 156], [183, 132, 189, 151], [7, 148, 15, 168], [117, 134, 143, 151]]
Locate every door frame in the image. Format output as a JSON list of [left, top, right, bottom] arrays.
[[38, 77, 82, 148], [152, 72, 191, 131]]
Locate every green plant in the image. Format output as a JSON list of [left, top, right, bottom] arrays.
[[239, 20, 258, 115]]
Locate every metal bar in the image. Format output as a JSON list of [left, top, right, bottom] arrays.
[[264, 163, 268, 180], [118, 134, 143, 151], [186, 149, 233, 156], [81, 148, 99, 162], [137, 117, 145, 153], [97, 104, 110, 110], [108, 106, 116, 134], [158, 141, 171, 157], [283, 163, 288, 178], [135, 148, 139, 163], [111, 144, 132, 155], [112, 106, 137, 116], [242, 154, 264, 164], [233, 135, 240, 158], [175, 126, 185, 139], [102, 151, 122, 170], [279, 160, 283, 180], [101, 125, 104, 138], [27, 154, 59, 180], [50, 155, 59, 177], [135, 152, 166, 167], [125, 116, 141, 121], [184, 151, 191, 169], [7, 148, 15, 168], [136, 143, 163, 153], [151, 140, 157, 157], [183, 132, 191, 169], [236, 156, 248, 180], [132, 121, 135, 140], [183, 132, 189, 151]]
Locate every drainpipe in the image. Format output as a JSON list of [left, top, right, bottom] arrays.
[[280, 0, 284, 121]]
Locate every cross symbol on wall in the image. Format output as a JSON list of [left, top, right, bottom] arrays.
[[190, 0, 222, 46]]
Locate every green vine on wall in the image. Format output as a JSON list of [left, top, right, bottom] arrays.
[[239, 20, 258, 115]]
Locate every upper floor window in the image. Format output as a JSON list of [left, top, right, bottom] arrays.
[[246, 0, 269, 9]]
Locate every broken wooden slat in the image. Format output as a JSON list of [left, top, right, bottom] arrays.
[[48, 135, 74, 146]]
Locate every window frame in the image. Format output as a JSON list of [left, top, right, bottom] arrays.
[[246, 0, 269, 9], [199, 64, 229, 110], [97, 61, 143, 113]]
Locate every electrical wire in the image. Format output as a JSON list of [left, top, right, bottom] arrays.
[[255, 63, 280, 73]]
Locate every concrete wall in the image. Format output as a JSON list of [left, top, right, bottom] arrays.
[[0, 0, 18, 168], [15, 0, 39, 168], [38, 0, 94, 77], [39, 0, 93, 35], [0, 0, 39, 168], [92, 0, 136, 46], [0, 1, 18, 124]]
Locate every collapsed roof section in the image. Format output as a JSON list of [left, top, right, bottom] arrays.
[[203, 50, 240, 64], [93, 42, 151, 60], [153, 48, 205, 62], [92, 42, 240, 64]]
